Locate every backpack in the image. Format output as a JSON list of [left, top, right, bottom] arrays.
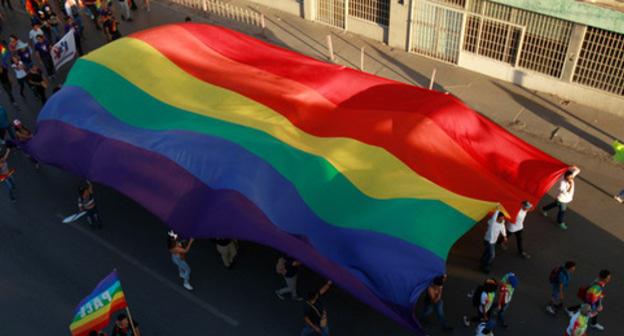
[[549, 266, 562, 284], [275, 257, 287, 275], [577, 286, 588, 301], [472, 285, 485, 307]]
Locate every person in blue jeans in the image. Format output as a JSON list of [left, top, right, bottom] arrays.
[[486, 272, 518, 330], [168, 235, 195, 291], [546, 261, 576, 315], [418, 274, 452, 331], [301, 280, 332, 336], [614, 189, 624, 203]]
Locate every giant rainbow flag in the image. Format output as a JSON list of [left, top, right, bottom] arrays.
[[26, 24, 567, 332]]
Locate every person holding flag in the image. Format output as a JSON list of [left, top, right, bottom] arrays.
[[69, 270, 138, 336]]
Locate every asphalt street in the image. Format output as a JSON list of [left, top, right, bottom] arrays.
[[0, 3, 623, 335]]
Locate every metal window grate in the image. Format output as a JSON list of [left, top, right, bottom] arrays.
[[463, 14, 523, 65], [316, 0, 346, 28], [573, 26, 624, 96], [348, 0, 390, 26], [411, 0, 464, 64], [428, 0, 466, 9], [467, 0, 572, 78]]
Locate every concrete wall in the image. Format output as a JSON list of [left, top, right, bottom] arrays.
[[347, 17, 388, 42], [491, 0, 624, 34], [458, 52, 624, 117], [246, 0, 302, 17]]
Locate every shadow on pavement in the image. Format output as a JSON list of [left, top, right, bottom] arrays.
[[492, 82, 614, 154]]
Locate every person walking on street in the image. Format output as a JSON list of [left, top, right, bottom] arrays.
[[0, 104, 15, 140], [168, 234, 195, 291], [418, 274, 453, 331], [27, 65, 47, 104], [463, 278, 498, 327], [12, 119, 39, 169], [275, 255, 302, 301], [78, 181, 101, 228], [111, 313, 141, 336], [480, 209, 507, 273], [10, 55, 27, 98], [16, 41, 33, 69], [506, 201, 531, 259], [614, 189, 623, 203], [546, 261, 576, 315], [565, 304, 591, 336], [487, 272, 518, 330], [542, 165, 581, 230], [102, 11, 122, 42], [34, 35, 54, 78], [1, 0, 13, 10], [64, 16, 84, 56], [0, 140, 15, 202], [566, 269, 612, 331], [215, 238, 237, 269], [301, 280, 332, 336], [29, 22, 45, 47], [0, 65, 17, 106], [117, 0, 132, 21]]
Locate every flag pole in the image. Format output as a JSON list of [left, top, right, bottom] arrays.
[[125, 307, 139, 335]]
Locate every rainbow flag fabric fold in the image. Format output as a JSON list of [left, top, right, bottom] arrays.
[[27, 24, 567, 333], [69, 271, 128, 336]]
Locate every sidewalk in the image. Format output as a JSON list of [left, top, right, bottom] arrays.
[[161, 0, 624, 165]]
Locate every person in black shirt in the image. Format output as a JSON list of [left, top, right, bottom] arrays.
[[111, 313, 141, 336], [275, 256, 302, 301], [26, 65, 47, 104], [302, 280, 332, 336], [102, 11, 122, 42], [0, 66, 16, 105], [34, 35, 54, 77]]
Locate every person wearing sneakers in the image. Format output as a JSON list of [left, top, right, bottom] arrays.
[[168, 234, 195, 291], [487, 272, 518, 330], [542, 165, 581, 230], [614, 189, 623, 203], [565, 304, 591, 336], [506, 201, 531, 259], [418, 274, 453, 331], [566, 269, 612, 331], [546, 261, 576, 315], [464, 278, 498, 327], [480, 210, 507, 274], [275, 255, 302, 301]]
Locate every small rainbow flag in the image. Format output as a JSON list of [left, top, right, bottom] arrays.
[[0, 44, 10, 66], [69, 271, 128, 336]]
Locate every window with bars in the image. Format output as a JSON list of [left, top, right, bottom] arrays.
[[466, 0, 573, 78], [348, 0, 390, 26], [573, 26, 624, 96], [463, 15, 523, 65], [428, 0, 466, 8], [316, 0, 346, 28]]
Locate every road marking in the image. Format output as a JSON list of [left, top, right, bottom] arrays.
[[56, 214, 239, 326]]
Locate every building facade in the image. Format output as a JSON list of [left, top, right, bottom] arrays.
[[247, 0, 624, 116]]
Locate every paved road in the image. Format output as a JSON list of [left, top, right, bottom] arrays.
[[1, 3, 623, 336]]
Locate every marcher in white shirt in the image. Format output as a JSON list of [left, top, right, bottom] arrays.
[[480, 210, 507, 273], [506, 201, 532, 259], [542, 165, 580, 230]]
